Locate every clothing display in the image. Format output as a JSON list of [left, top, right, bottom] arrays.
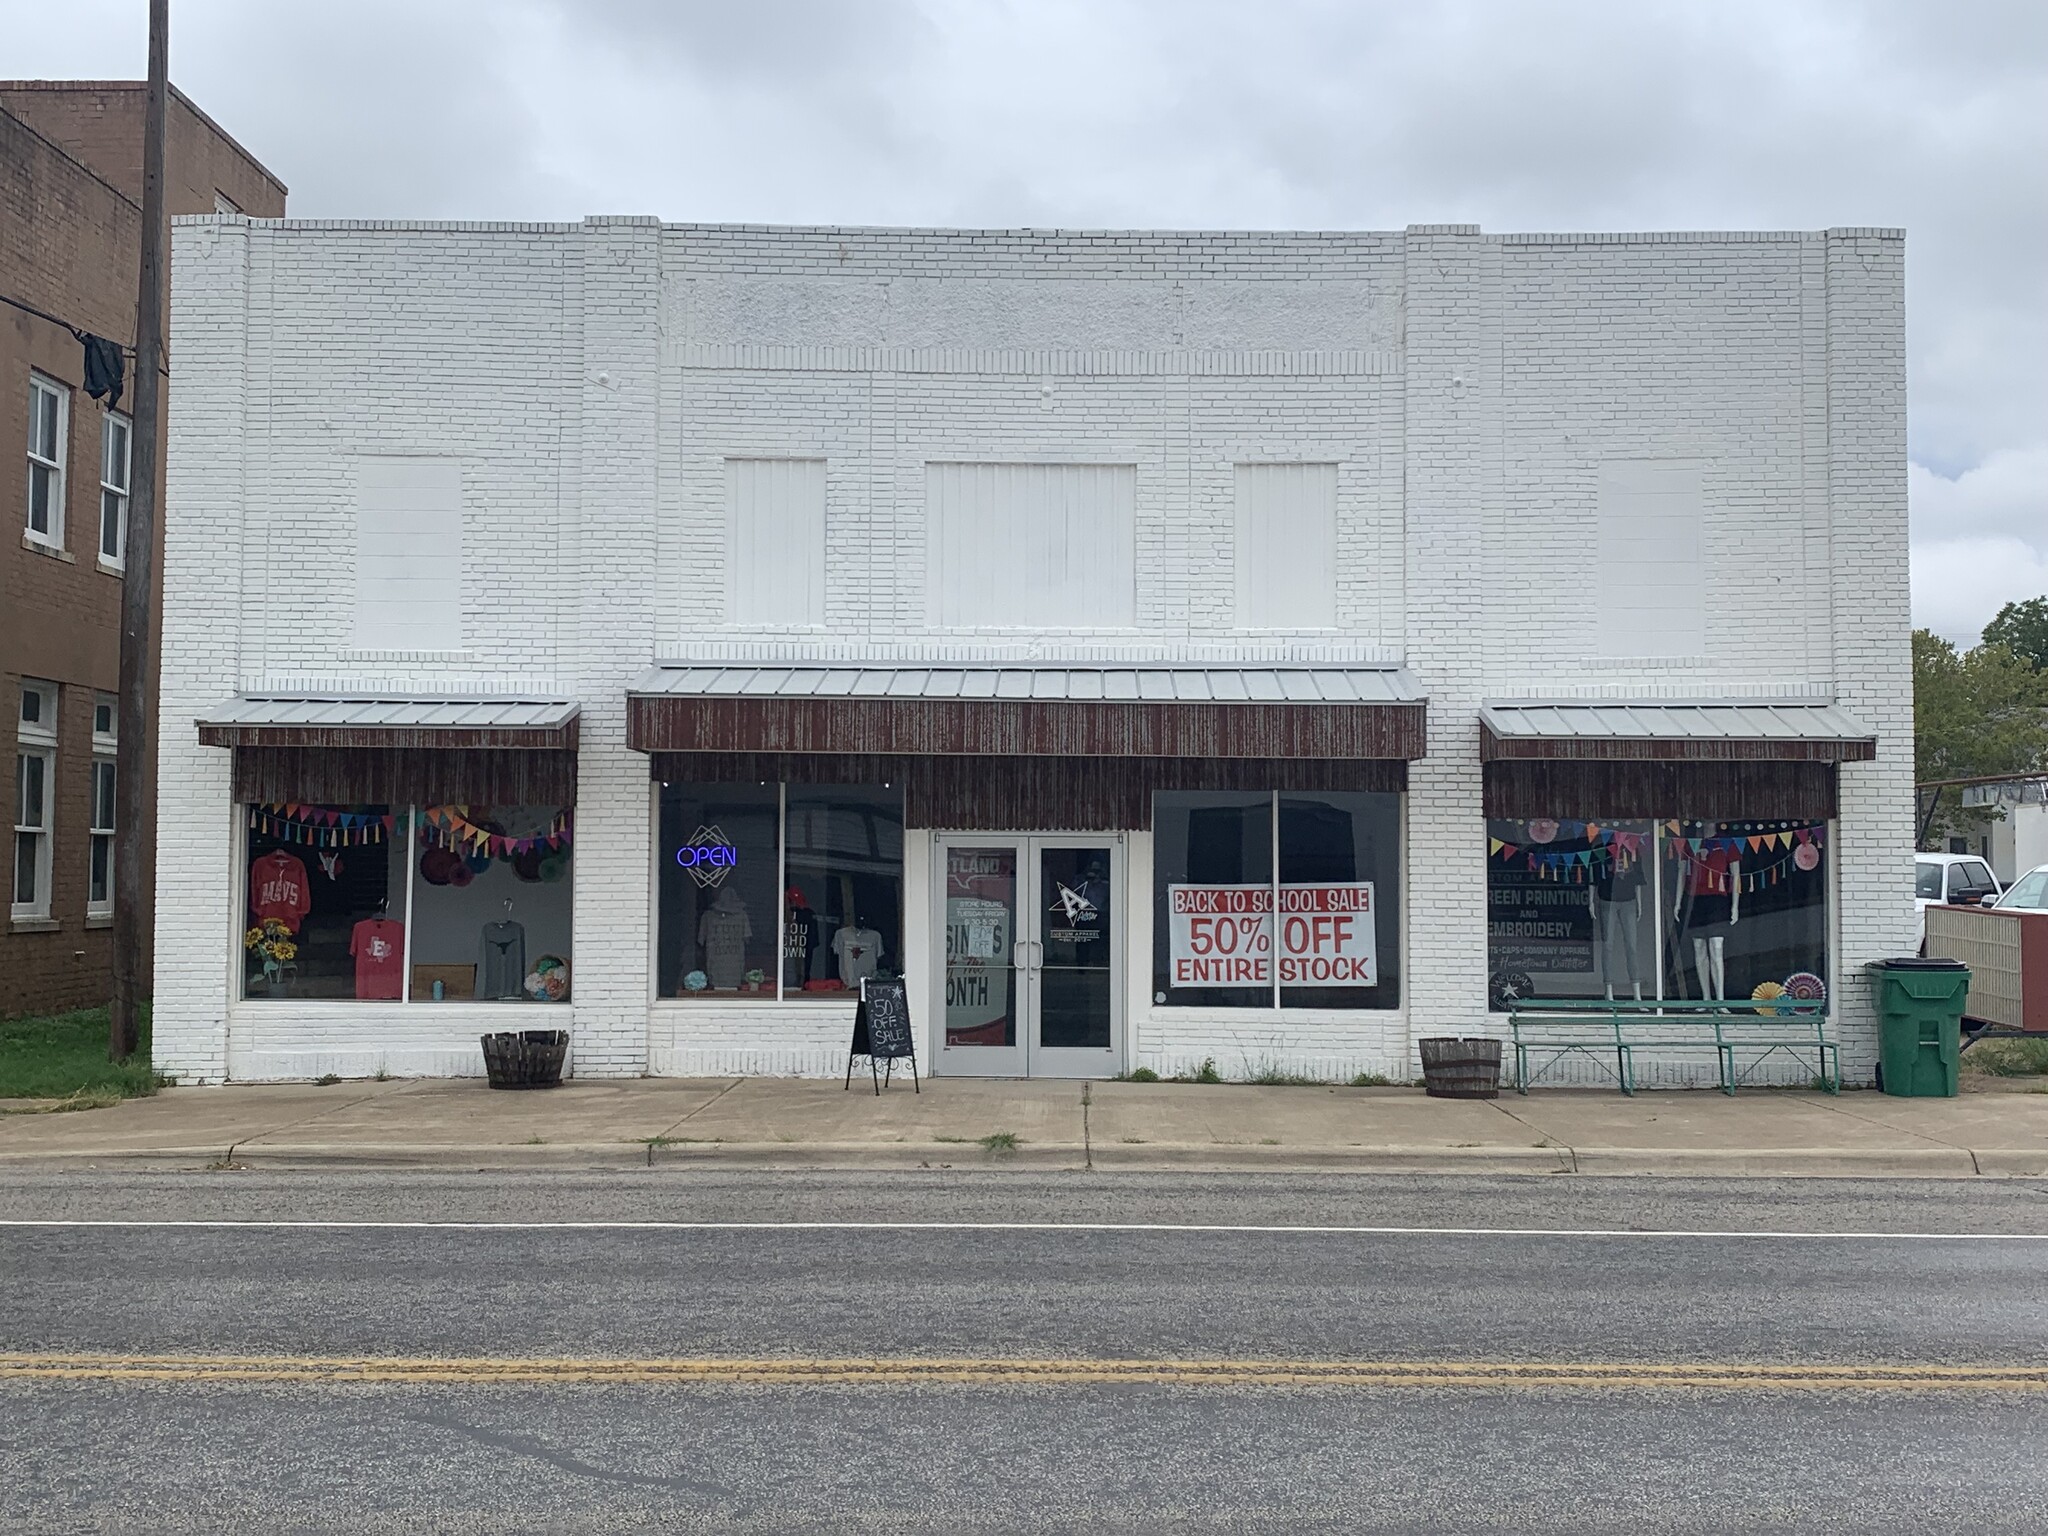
[[699, 889, 753, 990], [832, 923, 883, 988], [349, 917, 405, 1000], [249, 850, 313, 933], [783, 897, 826, 990], [480, 919, 528, 1000]]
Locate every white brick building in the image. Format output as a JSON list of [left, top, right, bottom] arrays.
[[155, 217, 1912, 1086]]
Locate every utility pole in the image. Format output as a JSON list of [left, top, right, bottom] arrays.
[[111, 0, 169, 1062]]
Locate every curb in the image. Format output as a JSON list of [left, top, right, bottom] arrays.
[[0, 1141, 2038, 1176]]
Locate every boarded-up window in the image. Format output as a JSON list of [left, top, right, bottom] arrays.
[[353, 458, 463, 652], [1596, 461, 1705, 659], [728, 458, 826, 627], [927, 462, 1136, 629], [1236, 464, 1337, 629]]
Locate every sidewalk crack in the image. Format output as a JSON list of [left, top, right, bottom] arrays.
[[1803, 1094, 1973, 1152], [646, 1080, 744, 1164], [1081, 1082, 1093, 1171], [1483, 1096, 1574, 1170]]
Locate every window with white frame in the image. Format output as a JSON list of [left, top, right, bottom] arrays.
[[99, 412, 131, 567], [88, 695, 117, 917], [27, 374, 68, 546], [14, 682, 58, 920]]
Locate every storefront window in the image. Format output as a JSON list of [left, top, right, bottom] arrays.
[[657, 783, 780, 997], [410, 806, 574, 1003], [1485, 816, 1828, 1009], [656, 781, 904, 1000], [1664, 820, 1828, 1006], [1153, 790, 1402, 1011], [241, 803, 574, 1003], [1485, 818, 1655, 1007], [785, 785, 905, 996], [243, 805, 401, 1000], [1278, 792, 1401, 1010]]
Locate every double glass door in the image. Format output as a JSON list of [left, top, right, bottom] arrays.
[[936, 836, 1121, 1078]]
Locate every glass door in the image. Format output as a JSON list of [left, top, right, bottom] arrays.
[[934, 835, 1122, 1078], [938, 841, 1026, 1076], [1029, 840, 1119, 1077]]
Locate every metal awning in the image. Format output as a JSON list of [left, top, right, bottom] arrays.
[[1479, 701, 1876, 764], [629, 665, 1427, 759], [198, 696, 580, 751]]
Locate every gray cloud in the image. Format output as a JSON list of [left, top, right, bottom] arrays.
[[10, 0, 2043, 641]]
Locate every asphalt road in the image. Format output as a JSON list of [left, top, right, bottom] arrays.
[[4, 1170, 2048, 1533]]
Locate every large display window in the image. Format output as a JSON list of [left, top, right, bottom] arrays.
[[1485, 816, 1827, 1009], [241, 803, 574, 1003], [1153, 789, 1401, 1011], [656, 781, 904, 1000]]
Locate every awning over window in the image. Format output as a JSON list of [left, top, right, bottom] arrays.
[[629, 666, 1427, 759], [197, 696, 580, 751], [1479, 701, 1876, 764]]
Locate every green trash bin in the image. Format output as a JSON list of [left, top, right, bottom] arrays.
[[1864, 958, 1969, 1097]]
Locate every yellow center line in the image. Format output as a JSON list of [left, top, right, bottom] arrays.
[[1, 1354, 2045, 1390]]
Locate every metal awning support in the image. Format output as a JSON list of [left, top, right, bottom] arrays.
[[627, 665, 1428, 759]]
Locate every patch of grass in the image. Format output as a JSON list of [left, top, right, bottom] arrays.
[[314, 1073, 342, 1086], [1169, 1058, 1223, 1085], [525, 1135, 547, 1145], [1350, 1072, 1395, 1088], [1244, 1067, 1332, 1086], [1259, 1137, 1280, 1145], [1120, 1136, 1147, 1144], [978, 1131, 1021, 1154], [1113, 1067, 1160, 1082], [0, 1004, 163, 1103], [931, 1134, 974, 1144], [374, 1068, 392, 1082], [638, 1134, 719, 1148], [1963, 1039, 2048, 1077]]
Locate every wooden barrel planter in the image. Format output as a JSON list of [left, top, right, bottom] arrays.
[[481, 1029, 569, 1090], [1418, 1037, 1502, 1100]]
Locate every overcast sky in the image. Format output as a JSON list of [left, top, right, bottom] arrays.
[[11, 0, 2044, 643]]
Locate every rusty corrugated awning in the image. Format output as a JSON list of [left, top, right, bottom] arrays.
[[1479, 701, 1876, 764], [628, 665, 1427, 759], [197, 695, 580, 751]]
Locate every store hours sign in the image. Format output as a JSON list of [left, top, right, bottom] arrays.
[[1168, 883, 1379, 988]]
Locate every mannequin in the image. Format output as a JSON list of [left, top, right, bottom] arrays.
[[1674, 830, 1742, 1001], [699, 886, 752, 990], [1590, 848, 1644, 1001]]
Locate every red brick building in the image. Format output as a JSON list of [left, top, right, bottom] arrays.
[[2, 83, 284, 1019]]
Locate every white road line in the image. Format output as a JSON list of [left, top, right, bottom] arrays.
[[0, 1219, 2044, 1240]]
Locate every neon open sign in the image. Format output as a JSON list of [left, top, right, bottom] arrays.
[[675, 825, 738, 888]]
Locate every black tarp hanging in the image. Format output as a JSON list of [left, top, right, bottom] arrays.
[[73, 330, 126, 411]]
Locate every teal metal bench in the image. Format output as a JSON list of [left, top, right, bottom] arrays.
[[1508, 997, 1838, 1096]]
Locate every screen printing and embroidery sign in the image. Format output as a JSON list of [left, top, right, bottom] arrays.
[[1485, 877, 1594, 975], [1167, 883, 1379, 989]]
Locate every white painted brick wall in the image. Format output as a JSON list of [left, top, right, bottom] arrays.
[[158, 217, 1908, 1086]]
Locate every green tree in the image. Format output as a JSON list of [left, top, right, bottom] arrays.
[[1914, 629, 2048, 845], [1982, 596, 2048, 671]]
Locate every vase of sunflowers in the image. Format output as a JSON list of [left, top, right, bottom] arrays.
[[244, 918, 299, 997]]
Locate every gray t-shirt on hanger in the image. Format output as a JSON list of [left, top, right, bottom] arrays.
[[481, 919, 527, 1000]]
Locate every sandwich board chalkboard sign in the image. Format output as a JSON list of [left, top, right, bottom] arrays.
[[847, 976, 919, 1094]]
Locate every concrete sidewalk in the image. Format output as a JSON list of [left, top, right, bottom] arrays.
[[4, 1075, 2048, 1175]]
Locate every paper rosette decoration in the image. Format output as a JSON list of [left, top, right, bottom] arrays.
[[1782, 972, 1826, 1003], [1525, 819, 1559, 845], [1793, 841, 1821, 871], [1750, 980, 1787, 1014]]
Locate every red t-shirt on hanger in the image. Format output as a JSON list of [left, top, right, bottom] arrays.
[[350, 917, 405, 1000]]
